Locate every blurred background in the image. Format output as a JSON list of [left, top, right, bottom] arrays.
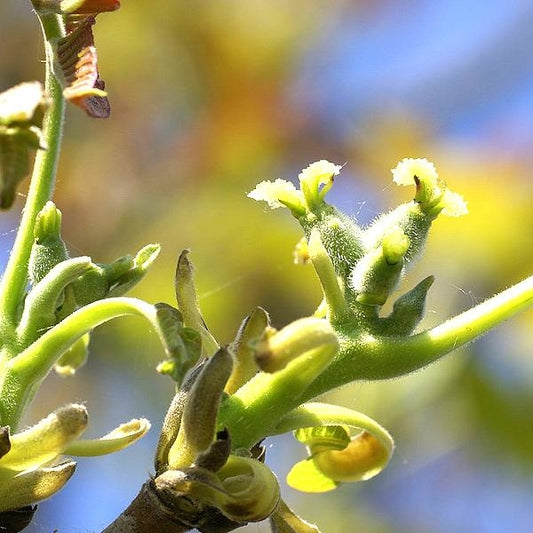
[[1, 0, 532, 531]]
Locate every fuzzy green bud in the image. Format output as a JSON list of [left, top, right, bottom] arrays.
[[69, 267, 108, 306], [254, 317, 337, 374], [382, 227, 410, 265], [351, 229, 410, 306], [28, 202, 69, 284], [362, 202, 431, 265], [301, 207, 365, 282], [67, 244, 160, 310]]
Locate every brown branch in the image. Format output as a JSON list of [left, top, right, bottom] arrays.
[[102, 479, 191, 533], [102, 472, 247, 533]]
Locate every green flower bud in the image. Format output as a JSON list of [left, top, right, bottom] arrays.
[[362, 202, 431, 265], [0, 460, 76, 513], [301, 207, 364, 282], [288, 422, 392, 493], [175, 250, 219, 357], [0, 404, 87, 472], [254, 317, 338, 374], [64, 418, 150, 457], [28, 202, 69, 284], [68, 244, 160, 310], [351, 229, 410, 306], [105, 244, 160, 297]]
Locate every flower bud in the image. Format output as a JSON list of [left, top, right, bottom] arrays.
[[254, 317, 337, 374], [301, 207, 364, 281], [215, 455, 280, 523], [28, 202, 69, 284], [0, 404, 87, 472], [175, 250, 219, 357], [0, 461, 76, 513], [351, 229, 410, 306], [287, 423, 392, 493]]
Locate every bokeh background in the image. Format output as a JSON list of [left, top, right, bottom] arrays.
[[1, 1, 532, 531]]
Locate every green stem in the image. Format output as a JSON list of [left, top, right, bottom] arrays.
[[2, 297, 158, 428], [0, 12, 65, 325], [11, 297, 158, 380], [304, 275, 533, 399], [218, 325, 339, 449]]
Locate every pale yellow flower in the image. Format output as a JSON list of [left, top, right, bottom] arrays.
[[391, 158, 439, 186]]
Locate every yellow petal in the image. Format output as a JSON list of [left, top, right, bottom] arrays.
[[391, 157, 439, 186], [298, 160, 342, 186], [313, 431, 391, 482], [248, 179, 304, 211], [441, 189, 469, 217], [286, 457, 338, 493]]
